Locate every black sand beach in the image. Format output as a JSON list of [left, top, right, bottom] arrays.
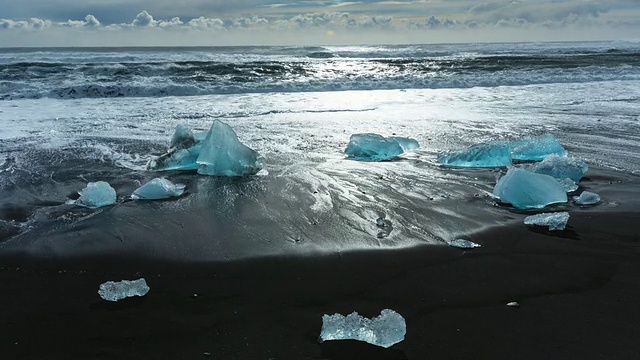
[[1, 167, 640, 359]]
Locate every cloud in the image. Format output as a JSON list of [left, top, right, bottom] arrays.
[[132, 10, 155, 27]]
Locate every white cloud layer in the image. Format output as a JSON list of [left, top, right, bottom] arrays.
[[1, 6, 639, 46]]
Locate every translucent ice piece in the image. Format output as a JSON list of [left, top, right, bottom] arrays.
[[524, 212, 570, 231], [98, 278, 150, 302], [437, 142, 512, 168], [196, 120, 264, 176], [76, 181, 116, 208], [345, 134, 405, 161], [529, 154, 588, 183], [319, 309, 406, 348], [557, 178, 579, 193], [446, 239, 481, 249], [131, 178, 186, 200], [390, 137, 420, 152], [170, 124, 196, 149], [573, 191, 601, 205], [493, 167, 567, 209], [147, 146, 201, 171], [510, 135, 568, 161]]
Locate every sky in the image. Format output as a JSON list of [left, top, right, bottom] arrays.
[[1, 0, 639, 46]]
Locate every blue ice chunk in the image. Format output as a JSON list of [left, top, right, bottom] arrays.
[[148, 125, 203, 171], [319, 309, 406, 348], [437, 141, 511, 168], [446, 239, 481, 249], [524, 212, 570, 231], [510, 135, 568, 161], [132, 178, 186, 200], [345, 134, 404, 161], [76, 181, 117, 208], [557, 178, 579, 192], [573, 191, 601, 205], [529, 154, 588, 183], [390, 137, 420, 152], [196, 120, 264, 176], [493, 167, 567, 209], [98, 278, 150, 302]]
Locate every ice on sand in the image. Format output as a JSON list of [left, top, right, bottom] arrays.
[[196, 120, 264, 176], [98, 278, 150, 302], [148, 124, 202, 171], [446, 239, 481, 249], [524, 212, 570, 231], [510, 135, 567, 161], [557, 178, 579, 193], [345, 134, 418, 161], [529, 154, 588, 183], [132, 178, 185, 200], [493, 167, 567, 209], [573, 191, 601, 205], [437, 142, 511, 168], [76, 181, 116, 208], [319, 309, 406, 348]]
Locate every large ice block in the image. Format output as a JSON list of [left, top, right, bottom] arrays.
[[76, 181, 117, 208], [345, 134, 405, 161], [196, 120, 264, 176], [148, 124, 203, 171], [98, 278, 150, 302], [493, 167, 567, 209], [510, 135, 568, 161], [524, 212, 570, 231], [131, 178, 185, 200], [529, 154, 588, 183], [437, 142, 511, 168], [319, 309, 406, 348], [573, 191, 601, 205]]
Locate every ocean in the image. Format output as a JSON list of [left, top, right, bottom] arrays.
[[2, 41, 640, 359]]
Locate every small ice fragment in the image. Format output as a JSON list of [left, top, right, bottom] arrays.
[[98, 278, 150, 302], [557, 178, 579, 193], [319, 309, 406, 348], [493, 167, 567, 209], [196, 120, 264, 176], [376, 217, 385, 227], [131, 178, 185, 200], [446, 239, 481, 249], [524, 212, 570, 231], [76, 181, 116, 208], [437, 141, 512, 168], [506, 301, 520, 308], [345, 134, 405, 161], [510, 135, 567, 161], [573, 191, 601, 205], [390, 136, 420, 152], [529, 154, 588, 183]]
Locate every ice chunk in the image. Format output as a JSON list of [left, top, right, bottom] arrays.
[[196, 120, 264, 176], [132, 178, 185, 200], [345, 134, 404, 161], [529, 154, 588, 183], [446, 239, 481, 249], [98, 278, 150, 302], [493, 167, 567, 209], [573, 191, 601, 205], [76, 181, 116, 208], [510, 135, 567, 161], [390, 137, 420, 152], [170, 124, 196, 149], [319, 309, 406, 348], [524, 212, 570, 231], [437, 142, 511, 168], [148, 125, 203, 171], [557, 178, 579, 193]]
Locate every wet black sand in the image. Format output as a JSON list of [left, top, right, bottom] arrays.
[[1, 207, 640, 359]]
